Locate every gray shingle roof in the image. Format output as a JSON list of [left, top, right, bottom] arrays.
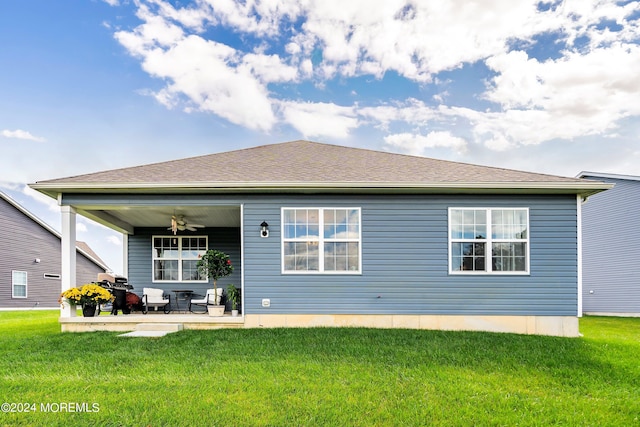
[[76, 241, 108, 268], [32, 140, 609, 195]]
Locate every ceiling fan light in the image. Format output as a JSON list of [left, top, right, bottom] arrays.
[[171, 216, 178, 235]]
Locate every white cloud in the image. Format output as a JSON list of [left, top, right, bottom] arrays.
[[288, 0, 561, 81], [102, 0, 119, 6], [115, 4, 185, 56], [136, 0, 214, 31], [77, 223, 88, 233], [107, 235, 122, 245], [199, 0, 302, 36], [1, 129, 46, 142], [21, 185, 58, 212], [118, 0, 559, 130], [114, 0, 640, 152], [384, 131, 468, 155], [478, 43, 640, 147], [280, 101, 358, 138], [0, 181, 21, 192], [114, 7, 289, 131], [239, 52, 298, 83], [359, 99, 439, 129]]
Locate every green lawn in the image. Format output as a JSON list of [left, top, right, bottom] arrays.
[[0, 312, 638, 426]]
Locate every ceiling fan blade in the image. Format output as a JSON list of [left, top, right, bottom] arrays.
[[168, 214, 204, 233]]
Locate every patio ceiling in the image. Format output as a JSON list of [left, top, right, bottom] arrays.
[[76, 205, 241, 234]]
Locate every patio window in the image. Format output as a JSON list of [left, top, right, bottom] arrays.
[[152, 236, 208, 282], [12, 270, 27, 298], [282, 208, 361, 274], [449, 208, 529, 274]]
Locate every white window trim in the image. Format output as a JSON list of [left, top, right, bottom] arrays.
[[12, 270, 28, 298], [152, 235, 209, 283], [448, 207, 530, 275], [281, 207, 362, 275]]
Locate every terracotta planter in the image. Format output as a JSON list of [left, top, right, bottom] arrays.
[[207, 305, 225, 316]]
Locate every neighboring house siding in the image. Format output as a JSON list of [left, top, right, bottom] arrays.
[[243, 194, 578, 316], [77, 255, 105, 285], [0, 196, 106, 308], [581, 176, 640, 314], [128, 227, 242, 305]]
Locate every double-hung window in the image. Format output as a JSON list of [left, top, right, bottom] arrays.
[[282, 208, 361, 273], [152, 236, 208, 282], [449, 208, 529, 274], [12, 270, 27, 298]]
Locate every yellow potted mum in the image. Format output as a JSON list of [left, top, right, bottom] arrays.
[[60, 283, 114, 317]]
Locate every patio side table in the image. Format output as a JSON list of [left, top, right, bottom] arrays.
[[171, 289, 194, 313]]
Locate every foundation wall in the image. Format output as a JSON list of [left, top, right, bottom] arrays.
[[243, 314, 580, 337], [58, 313, 579, 337]]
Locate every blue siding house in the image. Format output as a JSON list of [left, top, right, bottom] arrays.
[[31, 141, 610, 336], [580, 172, 640, 316]]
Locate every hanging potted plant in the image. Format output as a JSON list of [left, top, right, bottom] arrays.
[[226, 284, 241, 316], [60, 283, 114, 317], [197, 249, 234, 316]]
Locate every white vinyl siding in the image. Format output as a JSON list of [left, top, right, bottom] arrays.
[[282, 207, 361, 274], [449, 208, 529, 275], [12, 270, 27, 298]]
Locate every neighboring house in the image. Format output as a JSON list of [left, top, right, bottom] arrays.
[[579, 172, 640, 317], [0, 191, 109, 309], [30, 140, 611, 335]]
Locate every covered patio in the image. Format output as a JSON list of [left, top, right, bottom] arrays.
[[51, 196, 245, 327]]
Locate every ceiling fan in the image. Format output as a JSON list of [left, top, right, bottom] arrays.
[[169, 215, 205, 235]]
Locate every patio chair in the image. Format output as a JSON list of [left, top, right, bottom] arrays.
[[189, 288, 223, 313], [142, 287, 171, 314]]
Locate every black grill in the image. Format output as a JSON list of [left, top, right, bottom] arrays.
[[97, 275, 134, 315], [98, 276, 133, 291]]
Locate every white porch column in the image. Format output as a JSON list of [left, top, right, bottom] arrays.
[[61, 205, 77, 318], [240, 204, 245, 316], [577, 195, 583, 318], [122, 234, 128, 277]]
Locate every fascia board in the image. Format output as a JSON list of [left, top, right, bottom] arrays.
[[31, 180, 614, 197], [578, 171, 640, 182]]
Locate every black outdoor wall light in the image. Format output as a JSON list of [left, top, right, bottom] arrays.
[[260, 221, 269, 238]]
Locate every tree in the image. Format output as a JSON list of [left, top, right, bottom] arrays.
[[196, 249, 234, 306]]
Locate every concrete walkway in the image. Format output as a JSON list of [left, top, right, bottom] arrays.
[[118, 323, 183, 337]]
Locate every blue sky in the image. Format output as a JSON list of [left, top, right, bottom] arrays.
[[1, 0, 639, 274]]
